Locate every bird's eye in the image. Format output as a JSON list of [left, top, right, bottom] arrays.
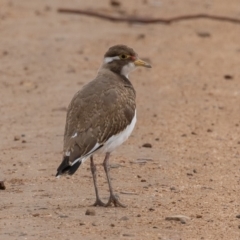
[[120, 54, 127, 59]]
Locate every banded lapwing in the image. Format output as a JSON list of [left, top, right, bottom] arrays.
[[56, 45, 151, 207]]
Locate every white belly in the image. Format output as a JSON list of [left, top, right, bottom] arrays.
[[100, 110, 137, 153]]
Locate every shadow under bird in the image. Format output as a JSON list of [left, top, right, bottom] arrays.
[[56, 45, 151, 207]]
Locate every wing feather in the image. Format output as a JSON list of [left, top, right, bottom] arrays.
[[63, 70, 136, 164]]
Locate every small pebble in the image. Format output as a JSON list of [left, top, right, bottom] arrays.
[[120, 216, 129, 221], [2, 51, 8, 56], [236, 214, 240, 219], [110, 0, 121, 7], [110, 163, 122, 168], [224, 74, 233, 80], [44, 5, 51, 11], [165, 215, 190, 224], [133, 159, 146, 164], [142, 143, 152, 148], [85, 209, 96, 216], [122, 233, 135, 237], [137, 34, 145, 40], [14, 135, 20, 141], [32, 213, 40, 217], [0, 181, 6, 190], [197, 31, 211, 38]]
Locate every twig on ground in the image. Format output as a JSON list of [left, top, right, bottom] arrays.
[[57, 8, 240, 25], [120, 191, 138, 195]]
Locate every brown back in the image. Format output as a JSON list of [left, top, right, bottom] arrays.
[[63, 68, 136, 163]]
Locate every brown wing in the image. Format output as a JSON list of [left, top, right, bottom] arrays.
[[63, 71, 136, 164]]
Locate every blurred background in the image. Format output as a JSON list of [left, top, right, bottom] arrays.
[[0, 1, 240, 239]]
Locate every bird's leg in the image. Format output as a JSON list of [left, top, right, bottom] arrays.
[[90, 156, 106, 207], [103, 153, 126, 208]]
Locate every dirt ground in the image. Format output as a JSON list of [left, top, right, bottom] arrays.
[[0, 0, 240, 239]]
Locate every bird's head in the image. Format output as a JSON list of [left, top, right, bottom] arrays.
[[102, 45, 151, 78]]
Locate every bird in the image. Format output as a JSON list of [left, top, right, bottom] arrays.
[[56, 44, 151, 207]]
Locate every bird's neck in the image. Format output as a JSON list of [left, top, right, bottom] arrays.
[[98, 67, 135, 91]]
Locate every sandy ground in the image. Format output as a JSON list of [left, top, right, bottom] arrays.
[[0, 0, 240, 239]]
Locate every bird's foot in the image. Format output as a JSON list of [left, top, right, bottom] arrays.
[[105, 194, 126, 208], [92, 198, 106, 207]]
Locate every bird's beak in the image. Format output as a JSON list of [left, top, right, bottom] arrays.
[[134, 58, 152, 68]]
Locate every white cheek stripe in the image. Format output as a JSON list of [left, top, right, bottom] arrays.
[[104, 56, 120, 63]]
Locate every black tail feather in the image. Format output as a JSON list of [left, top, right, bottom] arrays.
[[56, 156, 70, 177], [56, 156, 82, 177], [68, 161, 81, 175], [56, 143, 104, 177]]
